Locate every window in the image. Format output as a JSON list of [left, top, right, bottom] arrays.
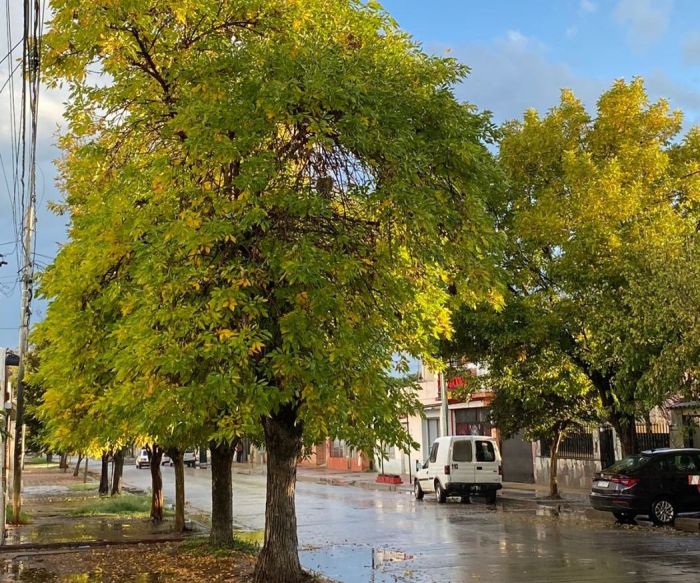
[[475, 440, 495, 462], [672, 454, 699, 472], [425, 418, 440, 450], [330, 439, 347, 458], [453, 440, 472, 462], [429, 442, 439, 464], [608, 455, 652, 474], [454, 407, 491, 436]]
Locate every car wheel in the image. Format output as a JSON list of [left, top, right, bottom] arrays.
[[485, 490, 497, 504], [460, 496, 471, 504], [414, 480, 424, 500], [613, 511, 636, 523], [650, 496, 676, 526], [136, 463, 140, 469], [435, 481, 447, 504]]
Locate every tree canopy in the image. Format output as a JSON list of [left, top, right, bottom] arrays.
[[448, 79, 700, 455], [36, 1, 502, 580]]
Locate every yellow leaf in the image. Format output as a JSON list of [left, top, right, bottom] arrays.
[[218, 329, 235, 341]]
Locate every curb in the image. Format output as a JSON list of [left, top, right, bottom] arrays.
[[0, 534, 204, 554]]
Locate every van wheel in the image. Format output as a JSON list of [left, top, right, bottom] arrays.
[[414, 480, 424, 500], [650, 496, 676, 526], [460, 496, 471, 504], [485, 490, 497, 504], [435, 481, 447, 504]]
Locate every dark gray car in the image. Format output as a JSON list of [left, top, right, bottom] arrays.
[[590, 448, 700, 524]]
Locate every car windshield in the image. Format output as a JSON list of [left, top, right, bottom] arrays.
[[604, 454, 650, 474]]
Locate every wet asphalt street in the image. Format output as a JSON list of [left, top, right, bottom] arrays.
[[118, 464, 700, 583]]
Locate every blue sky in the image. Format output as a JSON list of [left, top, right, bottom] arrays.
[[2, 0, 700, 347], [381, 0, 700, 126]]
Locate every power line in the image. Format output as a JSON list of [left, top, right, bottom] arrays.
[[0, 37, 21, 69]]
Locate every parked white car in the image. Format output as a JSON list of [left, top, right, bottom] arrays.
[[414, 436, 502, 503], [135, 448, 150, 469]]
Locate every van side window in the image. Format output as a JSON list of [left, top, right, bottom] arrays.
[[429, 442, 439, 464], [453, 440, 472, 462], [475, 441, 495, 462]]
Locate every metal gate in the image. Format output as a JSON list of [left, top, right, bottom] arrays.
[[599, 427, 615, 470], [501, 432, 534, 483]]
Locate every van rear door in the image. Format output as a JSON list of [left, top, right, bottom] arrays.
[[474, 440, 500, 485], [450, 439, 475, 484]]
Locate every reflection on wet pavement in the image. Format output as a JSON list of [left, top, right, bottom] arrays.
[[56, 466, 698, 583], [5, 515, 180, 547], [0, 559, 169, 582], [295, 483, 700, 583]]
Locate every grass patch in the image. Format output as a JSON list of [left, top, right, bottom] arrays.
[[71, 494, 157, 517], [24, 456, 59, 467], [68, 482, 98, 492], [180, 531, 262, 557], [6, 504, 31, 524]]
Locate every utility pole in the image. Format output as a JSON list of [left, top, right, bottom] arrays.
[[12, 0, 40, 524], [439, 372, 449, 437]]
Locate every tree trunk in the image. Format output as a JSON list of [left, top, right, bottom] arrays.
[[254, 407, 305, 583], [73, 454, 84, 477], [59, 453, 68, 471], [548, 431, 564, 499], [209, 440, 234, 546], [111, 449, 124, 496], [611, 413, 638, 456], [168, 448, 186, 532], [98, 452, 110, 496], [149, 445, 164, 522]]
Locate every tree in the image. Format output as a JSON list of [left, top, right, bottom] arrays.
[[452, 79, 700, 456], [111, 448, 125, 496], [42, 2, 500, 580], [486, 350, 600, 498]]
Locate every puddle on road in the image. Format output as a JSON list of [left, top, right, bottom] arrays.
[[301, 544, 414, 583], [1, 559, 168, 582], [5, 517, 178, 546]]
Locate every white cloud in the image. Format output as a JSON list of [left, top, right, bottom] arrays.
[[613, 0, 673, 51], [646, 70, 700, 128], [505, 30, 528, 50], [451, 32, 604, 123], [580, 0, 598, 13]]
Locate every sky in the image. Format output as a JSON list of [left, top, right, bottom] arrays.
[[2, 0, 700, 348]]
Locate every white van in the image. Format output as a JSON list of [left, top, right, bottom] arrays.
[[414, 436, 502, 503]]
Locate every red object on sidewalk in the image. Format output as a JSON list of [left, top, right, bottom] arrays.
[[375, 474, 403, 485]]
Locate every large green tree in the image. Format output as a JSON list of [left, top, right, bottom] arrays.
[[450, 79, 700, 456], [41, 1, 500, 580], [486, 349, 600, 497]]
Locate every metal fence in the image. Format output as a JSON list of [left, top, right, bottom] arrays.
[[540, 431, 594, 460], [636, 422, 670, 451], [540, 423, 670, 461]]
